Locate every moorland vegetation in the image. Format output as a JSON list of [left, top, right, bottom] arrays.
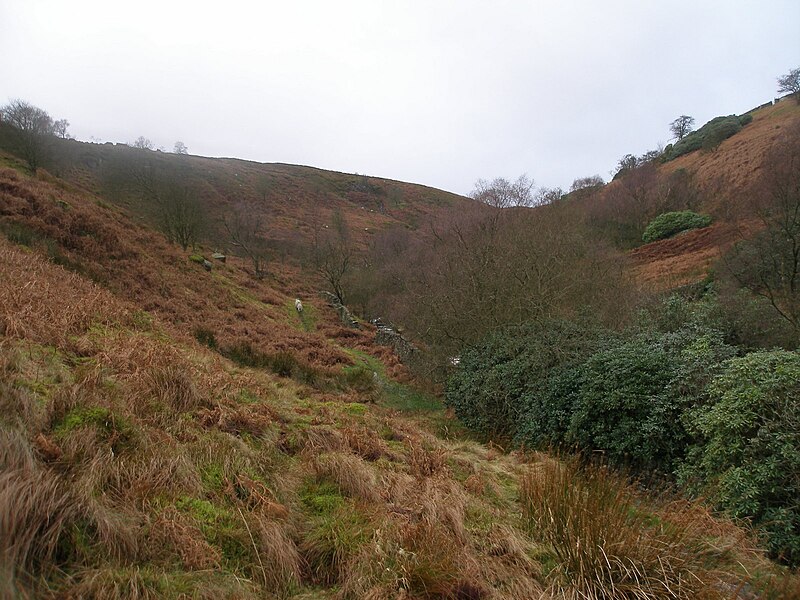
[[1, 89, 799, 598]]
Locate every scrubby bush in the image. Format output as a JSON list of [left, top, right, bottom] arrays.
[[701, 118, 743, 151], [642, 211, 712, 243], [679, 350, 800, 565], [445, 320, 608, 440]]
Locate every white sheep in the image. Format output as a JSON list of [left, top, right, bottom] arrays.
[[295, 298, 303, 313]]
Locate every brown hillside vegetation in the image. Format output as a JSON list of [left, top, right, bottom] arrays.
[[2, 141, 800, 597], [596, 101, 800, 291], [0, 165, 406, 378], [662, 101, 800, 216], [36, 137, 469, 254], [629, 221, 744, 289]]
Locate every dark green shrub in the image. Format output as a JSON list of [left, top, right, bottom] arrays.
[[1, 221, 39, 246], [514, 364, 586, 449], [268, 351, 298, 378], [642, 211, 712, 243], [702, 118, 742, 151], [446, 320, 608, 440], [221, 342, 271, 369], [568, 328, 734, 470], [193, 327, 218, 350], [679, 350, 800, 565], [515, 326, 735, 471], [566, 336, 677, 469]]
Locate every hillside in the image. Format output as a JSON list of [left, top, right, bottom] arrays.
[[578, 100, 800, 290], [3, 134, 799, 598], [25, 134, 468, 255]]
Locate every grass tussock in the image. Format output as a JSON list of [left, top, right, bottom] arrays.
[[0, 466, 79, 584], [407, 438, 449, 478], [342, 424, 392, 461], [248, 517, 302, 593], [149, 505, 222, 570], [338, 519, 484, 600], [310, 451, 381, 503], [144, 365, 207, 413], [299, 482, 372, 585], [520, 456, 731, 599]]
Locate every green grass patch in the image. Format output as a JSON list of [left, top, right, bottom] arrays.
[[54, 405, 136, 453], [236, 389, 261, 404], [382, 381, 442, 412], [175, 497, 250, 565], [299, 480, 373, 584], [286, 299, 318, 332], [338, 346, 386, 377], [300, 480, 347, 515]]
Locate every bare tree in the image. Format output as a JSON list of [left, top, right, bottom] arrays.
[[0, 99, 64, 171], [52, 119, 71, 139], [724, 122, 800, 331], [312, 209, 353, 303], [383, 200, 633, 371], [537, 187, 564, 205], [117, 154, 204, 251], [669, 115, 695, 140], [225, 202, 269, 278], [256, 176, 273, 202], [159, 185, 204, 251], [173, 141, 188, 154], [570, 175, 604, 192], [470, 174, 537, 208], [132, 136, 154, 150], [777, 67, 800, 103]]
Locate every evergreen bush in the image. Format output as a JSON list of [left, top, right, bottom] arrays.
[[679, 350, 800, 565], [642, 211, 712, 243]]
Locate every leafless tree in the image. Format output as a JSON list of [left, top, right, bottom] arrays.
[[132, 136, 154, 150], [777, 67, 800, 103], [312, 209, 353, 303], [173, 141, 188, 154], [52, 119, 71, 139], [570, 175, 604, 192], [537, 187, 564, 205], [669, 115, 695, 140], [225, 202, 269, 278], [0, 99, 64, 170], [724, 122, 800, 331], [470, 174, 537, 208], [158, 185, 204, 251], [118, 154, 204, 251], [373, 199, 633, 371]]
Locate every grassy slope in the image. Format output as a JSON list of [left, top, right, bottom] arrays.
[[587, 101, 800, 291], [1, 157, 799, 598]]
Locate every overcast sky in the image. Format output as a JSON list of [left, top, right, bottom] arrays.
[[1, 1, 798, 195]]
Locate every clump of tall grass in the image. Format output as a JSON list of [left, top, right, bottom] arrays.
[[145, 366, 207, 413], [520, 456, 727, 599]]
